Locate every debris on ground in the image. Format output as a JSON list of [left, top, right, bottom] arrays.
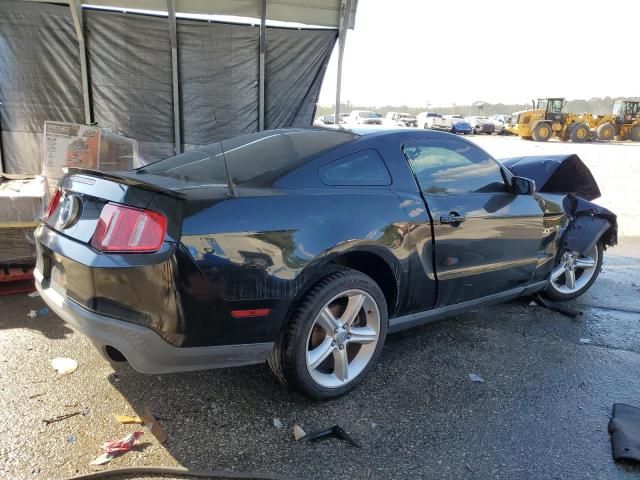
[[298, 425, 361, 448], [142, 406, 167, 443], [27, 291, 40, 298], [468, 373, 485, 383], [42, 411, 81, 426], [27, 308, 49, 318], [579, 338, 592, 344], [273, 418, 283, 429], [29, 392, 46, 399], [293, 425, 306, 441], [534, 294, 581, 318], [90, 431, 144, 465], [66, 435, 77, 444], [609, 403, 640, 462], [90, 453, 114, 466], [50, 357, 78, 375], [115, 414, 144, 424]]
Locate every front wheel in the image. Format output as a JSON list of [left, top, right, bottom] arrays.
[[268, 268, 388, 399], [543, 242, 603, 301]]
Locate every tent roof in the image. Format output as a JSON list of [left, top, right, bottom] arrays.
[[23, 0, 357, 28]]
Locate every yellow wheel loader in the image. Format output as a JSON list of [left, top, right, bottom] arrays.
[[506, 98, 591, 142], [582, 100, 640, 141]]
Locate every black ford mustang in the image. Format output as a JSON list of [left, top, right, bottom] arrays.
[[35, 127, 616, 399]]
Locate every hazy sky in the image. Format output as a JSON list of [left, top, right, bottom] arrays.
[[318, 0, 640, 107]]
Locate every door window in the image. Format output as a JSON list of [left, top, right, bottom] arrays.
[[402, 139, 506, 195]]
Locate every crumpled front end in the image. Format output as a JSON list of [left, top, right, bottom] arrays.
[[502, 153, 617, 254]]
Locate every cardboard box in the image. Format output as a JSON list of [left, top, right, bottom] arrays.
[[43, 122, 140, 194]]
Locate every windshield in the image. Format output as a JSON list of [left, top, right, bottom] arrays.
[[538, 98, 563, 113], [614, 101, 640, 115], [358, 111, 379, 118], [140, 129, 357, 188]]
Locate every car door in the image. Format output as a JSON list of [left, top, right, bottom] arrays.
[[402, 137, 545, 306]]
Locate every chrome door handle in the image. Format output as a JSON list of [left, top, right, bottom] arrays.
[[440, 213, 466, 225]]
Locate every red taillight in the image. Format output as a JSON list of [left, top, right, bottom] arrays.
[[45, 188, 62, 222], [91, 203, 167, 253]]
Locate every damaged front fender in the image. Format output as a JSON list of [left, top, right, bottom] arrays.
[[501, 153, 617, 255], [561, 195, 617, 255]]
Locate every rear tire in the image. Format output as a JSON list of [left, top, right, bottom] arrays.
[[268, 267, 388, 400], [631, 124, 640, 142], [596, 123, 615, 141], [531, 123, 552, 142], [543, 242, 603, 301], [570, 123, 590, 142]]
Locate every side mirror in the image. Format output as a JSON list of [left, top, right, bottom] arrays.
[[511, 176, 536, 195]]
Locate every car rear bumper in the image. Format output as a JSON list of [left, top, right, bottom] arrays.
[[34, 269, 274, 374]]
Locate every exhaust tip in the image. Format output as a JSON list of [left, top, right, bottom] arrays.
[[105, 345, 127, 362]]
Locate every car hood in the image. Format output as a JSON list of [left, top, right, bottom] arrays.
[[500, 154, 600, 201]]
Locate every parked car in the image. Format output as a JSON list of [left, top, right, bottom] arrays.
[[491, 114, 512, 125], [383, 112, 417, 128], [314, 114, 338, 126], [348, 110, 383, 125], [417, 111, 450, 131], [447, 116, 473, 134], [35, 128, 616, 399], [466, 116, 495, 135], [490, 114, 513, 134], [488, 117, 505, 134]]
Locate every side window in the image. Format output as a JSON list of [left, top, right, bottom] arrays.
[[319, 149, 391, 186], [402, 139, 505, 195]]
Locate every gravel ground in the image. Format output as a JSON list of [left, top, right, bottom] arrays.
[[1, 137, 639, 480]]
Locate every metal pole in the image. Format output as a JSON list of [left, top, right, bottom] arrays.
[[258, 0, 266, 131], [167, 0, 181, 153], [69, 0, 91, 125], [335, 0, 350, 124]]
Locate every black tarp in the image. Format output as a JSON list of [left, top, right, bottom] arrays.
[[177, 19, 259, 150], [0, 1, 83, 174], [0, 2, 337, 172], [265, 27, 336, 129], [84, 9, 175, 163]]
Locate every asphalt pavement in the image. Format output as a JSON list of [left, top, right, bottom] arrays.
[[1, 137, 639, 480]]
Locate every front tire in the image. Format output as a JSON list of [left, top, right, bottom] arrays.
[[631, 124, 640, 142], [532, 122, 552, 142], [543, 242, 603, 301], [570, 123, 590, 142], [596, 123, 615, 141], [268, 268, 388, 400]]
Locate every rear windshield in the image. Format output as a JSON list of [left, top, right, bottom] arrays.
[[140, 129, 358, 188]]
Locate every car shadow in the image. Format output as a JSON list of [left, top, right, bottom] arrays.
[[105, 296, 640, 479], [0, 292, 74, 340]]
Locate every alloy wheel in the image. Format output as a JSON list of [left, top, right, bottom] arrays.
[[305, 289, 381, 389], [549, 244, 598, 294]]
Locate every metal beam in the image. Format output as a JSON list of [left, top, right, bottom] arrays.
[[167, 0, 181, 153], [69, 0, 91, 125], [334, 0, 351, 123], [258, 0, 266, 131]]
